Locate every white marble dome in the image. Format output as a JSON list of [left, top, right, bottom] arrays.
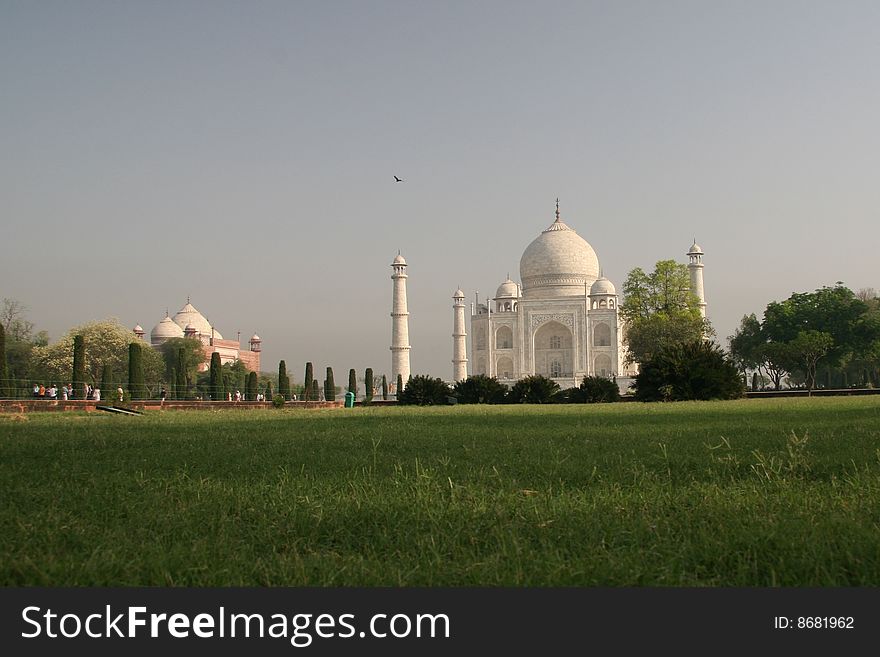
[[590, 276, 616, 296], [688, 241, 704, 255], [150, 314, 184, 344], [519, 213, 600, 298], [495, 278, 519, 299], [392, 254, 407, 265], [453, 288, 465, 298], [172, 302, 222, 339]]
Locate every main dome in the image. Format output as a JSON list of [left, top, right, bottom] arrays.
[[172, 301, 222, 340], [519, 210, 600, 298]]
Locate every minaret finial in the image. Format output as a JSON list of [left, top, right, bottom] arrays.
[[555, 198, 560, 221], [187, 295, 190, 304]]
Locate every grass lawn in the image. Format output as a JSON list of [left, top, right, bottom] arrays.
[[2, 397, 879, 586]]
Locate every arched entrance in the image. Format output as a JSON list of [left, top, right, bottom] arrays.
[[533, 321, 573, 379]]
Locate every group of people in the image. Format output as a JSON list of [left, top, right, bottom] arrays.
[[32, 383, 102, 401]]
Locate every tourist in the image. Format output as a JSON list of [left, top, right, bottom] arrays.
[[48, 384, 57, 400], [39, 384, 45, 398], [32, 383, 40, 398], [61, 385, 69, 401], [117, 386, 124, 402], [160, 387, 167, 403], [93, 387, 101, 401], [234, 389, 241, 402]]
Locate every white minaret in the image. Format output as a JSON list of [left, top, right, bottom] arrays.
[[390, 253, 411, 384], [687, 240, 707, 317], [452, 288, 468, 381]]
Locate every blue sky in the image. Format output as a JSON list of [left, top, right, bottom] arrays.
[[2, 1, 878, 381]]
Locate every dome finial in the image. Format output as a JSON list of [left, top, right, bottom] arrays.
[[187, 295, 190, 304], [555, 198, 560, 222]]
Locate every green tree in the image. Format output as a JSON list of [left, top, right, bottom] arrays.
[[728, 314, 764, 377], [100, 364, 112, 397], [311, 378, 320, 401], [507, 374, 560, 404], [396, 374, 403, 399], [397, 375, 451, 405], [348, 369, 357, 398], [452, 374, 508, 404], [2, 298, 48, 384], [279, 360, 291, 400], [0, 322, 7, 397], [175, 349, 187, 399], [786, 330, 834, 393], [364, 368, 374, 403], [265, 380, 273, 400], [324, 367, 336, 402], [159, 338, 204, 389], [128, 343, 146, 400], [621, 260, 711, 364], [633, 341, 743, 402], [246, 371, 258, 401], [72, 334, 86, 398], [209, 353, 223, 400], [569, 375, 620, 403], [302, 362, 313, 401], [381, 374, 388, 400]]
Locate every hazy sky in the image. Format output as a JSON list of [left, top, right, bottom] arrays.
[[2, 0, 879, 382]]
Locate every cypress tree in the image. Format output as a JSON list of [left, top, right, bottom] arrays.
[[246, 371, 258, 400], [0, 323, 7, 398], [209, 352, 222, 400], [396, 374, 403, 399], [128, 343, 145, 400], [278, 360, 290, 400], [72, 334, 85, 399], [364, 368, 374, 403], [324, 367, 336, 401], [176, 349, 186, 399], [311, 378, 320, 401], [348, 369, 357, 399], [382, 374, 388, 400], [751, 372, 758, 391], [100, 364, 112, 398], [303, 362, 314, 401], [265, 381, 273, 400], [170, 367, 177, 400]]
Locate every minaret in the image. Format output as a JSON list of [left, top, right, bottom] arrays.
[[452, 288, 468, 381], [390, 253, 411, 384], [687, 240, 707, 317]]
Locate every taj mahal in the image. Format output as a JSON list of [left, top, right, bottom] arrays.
[[390, 201, 707, 390]]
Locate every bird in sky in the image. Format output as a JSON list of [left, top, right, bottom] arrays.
[[394, 175, 404, 183]]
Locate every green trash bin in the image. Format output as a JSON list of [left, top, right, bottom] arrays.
[[344, 392, 355, 408]]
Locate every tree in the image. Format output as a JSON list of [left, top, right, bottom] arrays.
[[100, 364, 112, 397], [71, 334, 86, 398], [0, 323, 7, 398], [621, 260, 711, 364], [265, 381, 273, 400], [347, 368, 358, 399], [362, 368, 373, 403], [570, 375, 620, 403], [632, 341, 743, 402], [452, 374, 507, 404], [507, 375, 560, 404], [175, 349, 187, 399], [128, 343, 146, 400], [396, 374, 403, 399], [381, 374, 388, 400], [324, 367, 336, 402], [728, 314, 764, 377], [311, 378, 320, 401], [209, 353, 223, 400], [279, 360, 291, 400], [1, 298, 48, 385], [397, 375, 451, 405], [302, 362, 313, 401], [159, 338, 205, 390], [246, 371, 258, 401], [786, 330, 834, 393]]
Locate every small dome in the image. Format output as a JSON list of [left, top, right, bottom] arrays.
[[250, 333, 261, 341], [590, 276, 616, 296], [453, 288, 465, 298], [688, 241, 704, 255], [150, 315, 184, 344], [392, 254, 406, 265], [133, 324, 144, 333], [495, 278, 519, 299], [184, 323, 196, 332]]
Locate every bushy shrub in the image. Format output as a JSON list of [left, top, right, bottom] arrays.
[[569, 376, 620, 403], [397, 375, 451, 406], [633, 341, 744, 402], [272, 394, 286, 409], [452, 374, 507, 404], [506, 375, 559, 404]]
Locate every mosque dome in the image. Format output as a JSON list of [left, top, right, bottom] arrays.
[[453, 288, 465, 298], [519, 206, 600, 298], [688, 241, 704, 255], [150, 315, 184, 344], [495, 278, 519, 299], [392, 254, 407, 265], [172, 301, 222, 339], [590, 276, 616, 296]]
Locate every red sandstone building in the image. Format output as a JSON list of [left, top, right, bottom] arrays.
[[135, 299, 261, 372]]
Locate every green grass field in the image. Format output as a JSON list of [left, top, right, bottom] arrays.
[[2, 397, 879, 586]]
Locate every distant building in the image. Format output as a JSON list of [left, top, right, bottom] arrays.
[[136, 299, 261, 372]]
